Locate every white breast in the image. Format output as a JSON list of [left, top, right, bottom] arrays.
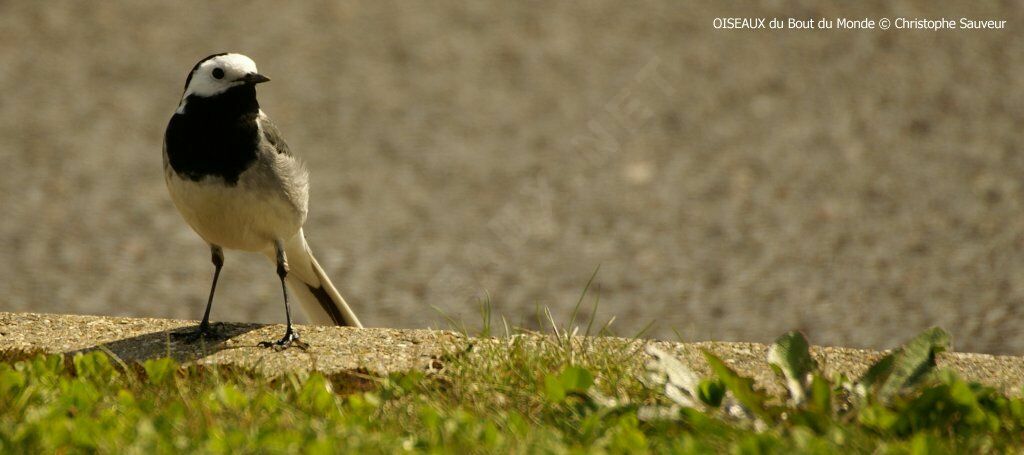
[[165, 166, 306, 253]]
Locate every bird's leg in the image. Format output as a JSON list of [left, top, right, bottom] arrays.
[[174, 245, 225, 341], [260, 241, 309, 350]]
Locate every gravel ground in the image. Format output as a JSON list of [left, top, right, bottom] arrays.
[[1, 1, 1023, 353]]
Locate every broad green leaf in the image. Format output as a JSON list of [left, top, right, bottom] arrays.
[[909, 432, 941, 455], [766, 331, 817, 405], [877, 327, 950, 401], [543, 366, 594, 404], [857, 353, 894, 394], [698, 379, 725, 408], [216, 384, 249, 411], [606, 414, 648, 452], [858, 405, 898, 431], [544, 374, 566, 403], [72, 351, 117, 383], [703, 351, 774, 421], [0, 367, 26, 398], [143, 357, 178, 385], [298, 374, 335, 414], [809, 374, 831, 416], [28, 354, 64, 379], [559, 366, 594, 393], [730, 433, 780, 455], [854, 328, 951, 403]]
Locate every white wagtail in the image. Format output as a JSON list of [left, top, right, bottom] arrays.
[[163, 53, 362, 349]]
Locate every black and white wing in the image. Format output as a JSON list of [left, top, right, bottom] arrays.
[[258, 111, 292, 156]]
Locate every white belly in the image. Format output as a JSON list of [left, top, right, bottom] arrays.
[[166, 170, 304, 252]]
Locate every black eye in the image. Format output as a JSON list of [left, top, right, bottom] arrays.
[[212, 68, 225, 79]]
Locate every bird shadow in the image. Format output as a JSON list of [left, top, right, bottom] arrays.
[[68, 322, 265, 363]]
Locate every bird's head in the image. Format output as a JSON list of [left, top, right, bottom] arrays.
[[180, 53, 270, 101]]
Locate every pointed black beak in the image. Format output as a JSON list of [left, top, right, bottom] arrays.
[[237, 73, 271, 84]]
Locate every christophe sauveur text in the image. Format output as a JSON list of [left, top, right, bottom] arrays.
[[714, 17, 1007, 30]]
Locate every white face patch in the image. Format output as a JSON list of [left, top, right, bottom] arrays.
[[177, 53, 260, 113]]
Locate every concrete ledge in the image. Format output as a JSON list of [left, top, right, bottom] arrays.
[[0, 312, 459, 375], [1, 312, 1023, 395]]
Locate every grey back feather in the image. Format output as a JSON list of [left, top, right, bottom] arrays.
[[259, 115, 292, 156]]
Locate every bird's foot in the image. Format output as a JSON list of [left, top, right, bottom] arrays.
[[258, 329, 309, 351], [171, 322, 225, 343]]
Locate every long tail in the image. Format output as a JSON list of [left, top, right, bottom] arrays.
[[270, 231, 363, 327]]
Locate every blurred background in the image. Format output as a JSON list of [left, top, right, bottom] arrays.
[[1, 1, 1023, 353]]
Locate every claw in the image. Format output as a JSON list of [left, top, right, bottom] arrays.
[[258, 329, 309, 351]]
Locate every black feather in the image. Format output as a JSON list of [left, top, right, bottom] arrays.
[[164, 84, 261, 185], [307, 284, 354, 326]]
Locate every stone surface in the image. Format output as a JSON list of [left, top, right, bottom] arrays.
[[2, 312, 1023, 395], [0, 311, 460, 376]]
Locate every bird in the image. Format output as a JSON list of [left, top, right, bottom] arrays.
[[163, 53, 362, 349]]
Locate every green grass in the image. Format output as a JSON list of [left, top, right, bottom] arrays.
[[1, 325, 1023, 453]]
